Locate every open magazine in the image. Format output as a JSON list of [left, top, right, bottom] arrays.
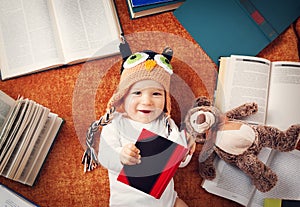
[[202, 149, 300, 207], [0, 0, 121, 80]]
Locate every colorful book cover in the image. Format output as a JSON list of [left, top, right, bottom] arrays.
[[131, 0, 174, 7], [174, 0, 300, 64], [117, 128, 188, 199], [264, 198, 300, 207]]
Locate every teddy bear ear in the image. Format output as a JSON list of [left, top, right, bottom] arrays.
[[193, 96, 212, 107]]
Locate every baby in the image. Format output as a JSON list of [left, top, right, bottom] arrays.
[[98, 48, 194, 207]]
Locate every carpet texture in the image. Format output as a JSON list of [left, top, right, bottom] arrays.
[[0, 1, 299, 206]]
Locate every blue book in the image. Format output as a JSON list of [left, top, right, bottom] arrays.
[[131, 0, 175, 7], [174, 0, 300, 64], [127, 0, 185, 18]]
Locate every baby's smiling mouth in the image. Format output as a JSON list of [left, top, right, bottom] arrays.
[[139, 110, 151, 114]]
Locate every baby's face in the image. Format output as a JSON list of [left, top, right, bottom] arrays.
[[124, 80, 165, 124]]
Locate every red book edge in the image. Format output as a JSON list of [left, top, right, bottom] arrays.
[[117, 128, 188, 199], [150, 144, 188, 198]]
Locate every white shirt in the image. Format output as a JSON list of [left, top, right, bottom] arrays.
[[98, 112, 187, 207]]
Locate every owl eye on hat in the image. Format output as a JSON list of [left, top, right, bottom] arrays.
[[107, 47, 174, 115], [121, 48, 173, 74]]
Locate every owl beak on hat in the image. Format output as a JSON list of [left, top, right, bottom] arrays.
[[144, 59, 157, 71]]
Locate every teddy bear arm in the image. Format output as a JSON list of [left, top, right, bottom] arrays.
[[225, 102, 258, 119], [199, 151, 217, 180]]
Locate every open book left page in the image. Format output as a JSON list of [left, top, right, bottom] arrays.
[[0, 0, 122, 80], [0, 184, 39, 206]]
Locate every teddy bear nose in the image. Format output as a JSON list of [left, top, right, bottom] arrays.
[[197, 114, 206, 124]]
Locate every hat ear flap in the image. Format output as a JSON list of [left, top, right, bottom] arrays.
[[162, 47, 173, 62]]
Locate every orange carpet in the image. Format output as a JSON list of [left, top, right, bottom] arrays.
[[0, 1, 299, 206]]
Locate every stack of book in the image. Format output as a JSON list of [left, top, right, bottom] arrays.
[[0, 90, 63, 186], [126, 0, 185, 19]]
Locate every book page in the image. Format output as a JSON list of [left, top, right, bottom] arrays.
[[0, 100, 35, 175], [249, 150, 300, 207], [215, 55, 271, 125], [0, 184, 37, 207], [17, 114, 56, 183], [0, 91, 15, 131], [0, 99, 30, 170], [0, 97, 23, 151], [6, 104, 50, 179], [13, 105, 50, 180], [0, 0, 64, 79], [17, 113, 62, 186], [24, 115, 63, 186], [49, 0, 121, 63], [266, 62, 300, 130], [202, 148, 272, 206]]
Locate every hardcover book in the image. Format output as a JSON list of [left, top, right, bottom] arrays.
[[174, 0, 300, 64], [0, 90, 64, 186], [264, 198, 300, 207], [117, 128, 188, 199], [126, 0, 185, 19], [131, 0, 175, 7]]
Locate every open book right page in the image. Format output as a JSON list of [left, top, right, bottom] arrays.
[[265, 62, 300, 130], [202, 148, 272, 207], [215, 55, 271, 125], [49, 0, 121, 63], [248, 150, 300, 207]]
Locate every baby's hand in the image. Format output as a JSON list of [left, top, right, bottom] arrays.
[[120, 143, 141, 165]]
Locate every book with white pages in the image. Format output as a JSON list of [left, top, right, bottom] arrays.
[[215, 55, 300, 130], [201, 55, 300, 206], [0, 0, 122, 80], [0, 90, 63, 186], [202, 149, 300, 207]]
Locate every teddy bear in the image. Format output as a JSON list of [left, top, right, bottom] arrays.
[[184, 96, 300, 192]]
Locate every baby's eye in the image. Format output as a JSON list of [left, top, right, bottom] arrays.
[[154, 54, 173, 74], [123, 52, 149, 69], [153, 91, 163, 96], [132, 91, 142, 95]]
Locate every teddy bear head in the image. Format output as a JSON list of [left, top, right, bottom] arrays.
[[184, 96, 223, 143]]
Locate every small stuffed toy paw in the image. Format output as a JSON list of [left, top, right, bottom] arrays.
[[253, 172, 278, 192], [199, 162, 216, 180]]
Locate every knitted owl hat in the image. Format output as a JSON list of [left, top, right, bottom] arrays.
[[107, 47, 174, 115]]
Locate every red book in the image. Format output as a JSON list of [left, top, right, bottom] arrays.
[[117, 128, 188, 199]]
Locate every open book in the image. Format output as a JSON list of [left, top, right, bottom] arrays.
[[0, 90, 63, 186], [202, 55, 300, 206], [215, 55, 300, 130], [0, 183, 39, 206], [202, 149, 300, 207], [0, 0, 122, 80]]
